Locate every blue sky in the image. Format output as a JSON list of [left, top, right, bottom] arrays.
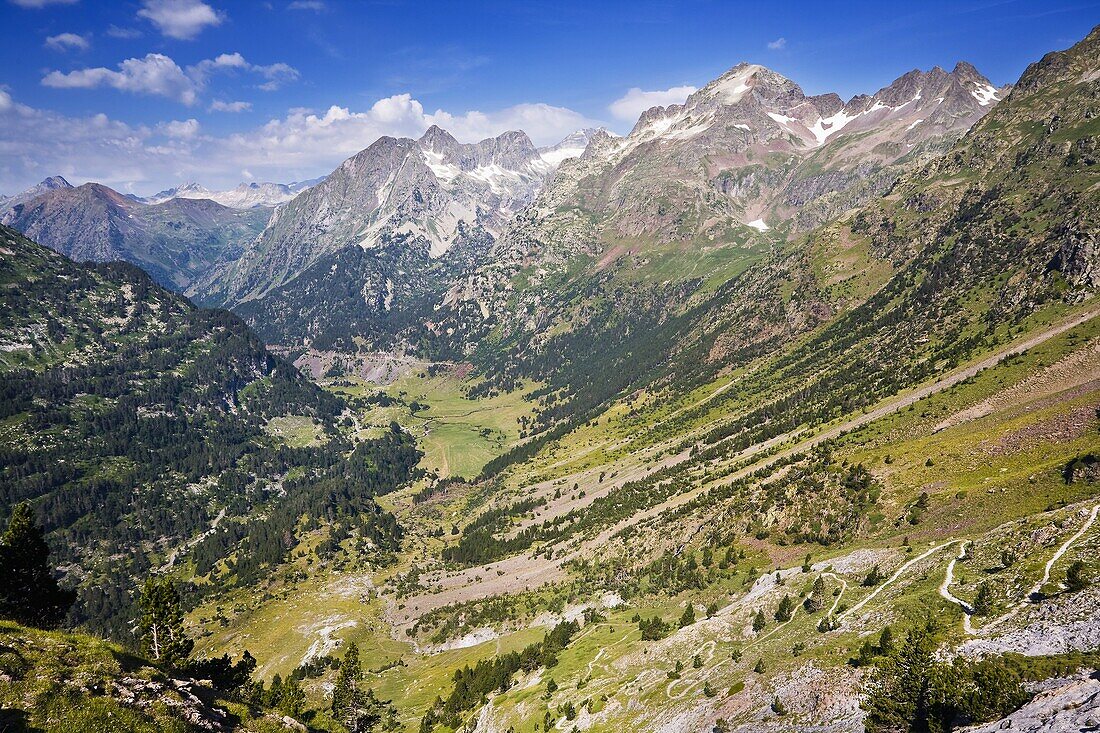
[[1, 0, 1097, 194]]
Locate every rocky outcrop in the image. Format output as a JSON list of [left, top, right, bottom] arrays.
[[958, 673, 1100, 733]]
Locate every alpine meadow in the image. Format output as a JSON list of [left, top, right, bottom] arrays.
[[1, 2, 1099, 732]]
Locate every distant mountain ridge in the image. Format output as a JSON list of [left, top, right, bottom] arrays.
[[0, 60, 1008, 356], [510, 59, 1009, 258], [142, 177, 326, 209], [1, 180, 269, 291]]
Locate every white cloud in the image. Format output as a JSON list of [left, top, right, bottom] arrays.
[[159, 118, 200, 138], [188, 52, 299, 91], [608, 85, 696, 121], [10, 0, 78, 7], [209, 99, 251, 112], [137, 0, 222, 40], [41, 51, 298, 106], [42, 53, 198, 105], [287, 0, 325, 9], [0, 93, 158, 192], [44, 32, 90, 52], [428, 103, 600, 146], [0, 89, 603, 194], [767, 37, 787, 50]]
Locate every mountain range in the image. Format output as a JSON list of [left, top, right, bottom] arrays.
[[141, 177, 326, 209], [0, 61, 1007, 355]]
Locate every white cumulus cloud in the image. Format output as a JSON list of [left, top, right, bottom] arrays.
[[42, 53, 198, 105], [608, 85, 696, 121], [159, 118, 200, 138], [188, 52, 299, 90], [41, 51, 298, 106], [767, 37, 787, 50], [0, 89, 604, 194], [428, 103, 600, 146], [138, 0, 222, 40], [44, 32, 90, 52]]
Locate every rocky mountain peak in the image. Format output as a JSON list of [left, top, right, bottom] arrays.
[[2, 176, 73, 209], [539, 128, 603, 165], [1009, 24, 1099, 96], [469, 129, 540, 170], [951, 60, 984, 82], [39, 175, 72, 191], [696, 63, 807, 108], [419, 124, 461, 154]]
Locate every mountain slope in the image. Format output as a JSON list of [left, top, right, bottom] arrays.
[[0, 620, 303, 732], [206, 127, 591, 308], [218, 62, 1005, 361], [1, 183, 269, 291], [501, 60, 1004, 263], [0, 224, 419, 639], [185, 29, 1100, 733]]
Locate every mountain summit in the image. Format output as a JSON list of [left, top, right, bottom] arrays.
[[206, 126, 589, 307]]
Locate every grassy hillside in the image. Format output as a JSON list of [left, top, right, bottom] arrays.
[[0, 620, 302, 732]]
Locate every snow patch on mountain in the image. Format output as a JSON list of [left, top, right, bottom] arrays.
[[971, 82, 1001, 105]]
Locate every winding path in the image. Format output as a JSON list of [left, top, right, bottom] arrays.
[[938, 505, 1100, 637], [1028, 504, 1099, 600], [839, 541, 958, 621], [975, 503, 1100, 635], [937, 541, 975, 634]]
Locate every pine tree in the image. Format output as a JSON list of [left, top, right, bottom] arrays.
[[878, 626, 894, 654], [0, 503, 75, 629], [804, 575, 827, 613], [972, 582, 994, 616], [332, 641, 398, 732], [775, 594, 795, 622], [752, 608, 766, 632], [863, 565, 885, 587], [679, 604, 696, 627], [862, 620, 946, 732], [137, 577, 193, 667], [332, 642, 361, 720]]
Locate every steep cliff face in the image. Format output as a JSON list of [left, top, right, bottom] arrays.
[[205, 127, 593, 308]]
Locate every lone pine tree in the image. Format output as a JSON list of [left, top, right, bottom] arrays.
[[0, 502, 75, 629], [137, 577, 194, 667]]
